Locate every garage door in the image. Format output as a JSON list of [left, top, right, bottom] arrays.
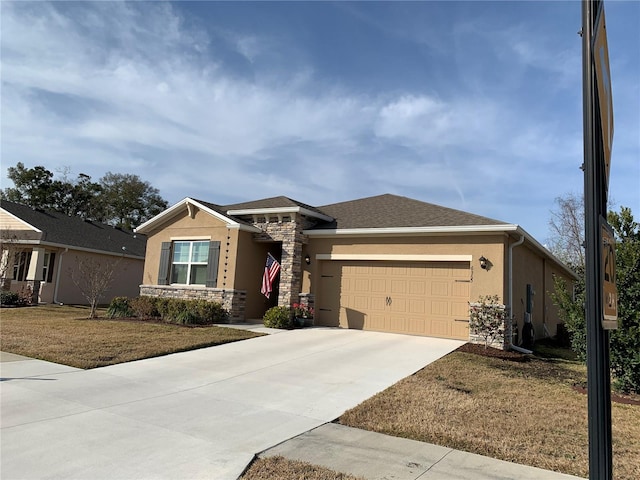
[[317, 261, 471, 340]]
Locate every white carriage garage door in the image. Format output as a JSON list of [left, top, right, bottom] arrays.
[[317, 260, 471, 340]]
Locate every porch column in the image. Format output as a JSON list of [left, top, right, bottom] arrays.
[[26, 247, 45, 304]]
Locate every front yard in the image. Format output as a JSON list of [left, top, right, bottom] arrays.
[[0, 304, 263, 368], [339, 343, 640, 480], [2, 306, 638, 479]]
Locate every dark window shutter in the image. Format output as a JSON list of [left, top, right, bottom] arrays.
[[47, 253, 56, 283], [158, 242, 172, 285], [205, 241, 221, 287]]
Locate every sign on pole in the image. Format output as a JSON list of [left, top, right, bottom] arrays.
[[601, 218, 618, 329], [593, 6, 614, 191]]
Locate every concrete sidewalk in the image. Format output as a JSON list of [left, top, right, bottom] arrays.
[[261, 423, 585, 480]]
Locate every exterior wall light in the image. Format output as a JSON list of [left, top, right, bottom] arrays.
[[479, 256, 488, 269], [304, 254, 311, 265]]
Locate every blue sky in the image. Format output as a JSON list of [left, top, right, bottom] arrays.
[[2, 1, 638, 242]]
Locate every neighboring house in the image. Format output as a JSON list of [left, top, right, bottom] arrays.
[[135, 194, 576, 346], [1, 201, 146, 305]]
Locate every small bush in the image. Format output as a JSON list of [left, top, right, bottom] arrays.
[[263, 306, 292, 329], [0, 290, 21, 306], [190, 299, 228, 325], [106, 297, 134, 318], [469, 295, 508, 349], [130, 296, 160, 319], [154, 297, 171, 320]]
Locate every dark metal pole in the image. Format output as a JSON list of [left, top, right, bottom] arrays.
[[582, 1, 613, 479]]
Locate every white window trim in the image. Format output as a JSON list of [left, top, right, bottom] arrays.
[[170, 240, 210, 286]]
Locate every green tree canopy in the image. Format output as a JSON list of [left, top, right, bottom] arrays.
[[1, 163, 167, 231], [551, 199, 640, 393], [99, 172, 168, 231]]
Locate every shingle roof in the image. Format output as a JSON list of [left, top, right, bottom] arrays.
[[1, 201, 146, 257], [223, 196, 326, 216], [313, 194, 508, 230]]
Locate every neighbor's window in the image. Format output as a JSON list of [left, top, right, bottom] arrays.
[[41, 252, 56, 283], [171, 241, 210, 285]]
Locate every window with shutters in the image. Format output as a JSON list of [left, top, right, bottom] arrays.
[[171, 241, 210, 285], [42, 252, 56, 283]]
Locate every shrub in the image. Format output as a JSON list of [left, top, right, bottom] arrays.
[[469, 295, 508, 349], [0, 290, 21, 306], [190, 299, 228, 325], [263, 306, 292, 329], [106, 297, 134, 318], [130, 296, 160, 319]]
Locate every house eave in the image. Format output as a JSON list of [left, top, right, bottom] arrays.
[[227, 207, 334, 222], [4, 239, 145, 260], [304, 224, 519, 237]]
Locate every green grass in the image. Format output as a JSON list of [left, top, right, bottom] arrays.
[[0, 304, 264, 368]]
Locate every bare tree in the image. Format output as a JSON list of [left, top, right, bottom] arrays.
[[0, 232, 21, 291], [547, 193, 585, 268], [69, 255, 122, 318]]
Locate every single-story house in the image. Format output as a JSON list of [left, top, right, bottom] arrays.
[[134, 194, 576, 348], [1, 200, 146, 305]]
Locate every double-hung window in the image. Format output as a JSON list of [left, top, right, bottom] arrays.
[[170, 241, 210, 285]]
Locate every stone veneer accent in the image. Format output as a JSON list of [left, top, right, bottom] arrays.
[[252, 214, 315, 309], [139, 285, 245, 323], [298, 292, 315, 326], [469, 309, 513, 351]]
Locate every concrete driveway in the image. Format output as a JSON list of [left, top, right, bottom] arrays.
[[1, 327, 463, 480]]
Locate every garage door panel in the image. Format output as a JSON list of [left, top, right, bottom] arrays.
[[431, 281, 449, 296], [452, 281, 470, 297], [409, 299, 426, 314], [354, 278, 370, 292], [409, 281, 426, 295], [390, 297, 407, 313], [451, 300, 470, 317], [430, 319, 451, 337], [322, 260, 470, 340], [390, 279, 406, 294], [371, 278, 386, 292], [430, 300, 449, 316]]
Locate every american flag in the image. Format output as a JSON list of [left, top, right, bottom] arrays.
[[261, 253, 281, 298]]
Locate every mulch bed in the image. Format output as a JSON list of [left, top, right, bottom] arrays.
[[572, 385, 640, 406], [458, 343, 640, 406], [456, 342, 530, 362]]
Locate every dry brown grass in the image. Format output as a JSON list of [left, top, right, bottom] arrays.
[[0, 304, 263, 368], [339, 346, 640, 480], [240, 456, 364, 480]]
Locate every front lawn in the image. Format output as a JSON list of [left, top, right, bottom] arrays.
[[241, 456, 363, 480], [0, 304, 263, 369], [339, 343, 640, 480]]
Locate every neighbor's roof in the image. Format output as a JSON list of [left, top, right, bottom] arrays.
[[1, 200, 146, 258], [312, 194, 508, 230]]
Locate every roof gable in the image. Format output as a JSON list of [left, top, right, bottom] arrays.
[[134, 198, 260, 234], [1, 201, 146, 257]]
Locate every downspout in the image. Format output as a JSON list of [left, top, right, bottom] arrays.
[[508, 234, 525, 345], [53, 248, 68, 305]]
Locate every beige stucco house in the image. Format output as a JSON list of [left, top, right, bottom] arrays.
[[135, 194, 576, 348], [1, 200, 146, 305]]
